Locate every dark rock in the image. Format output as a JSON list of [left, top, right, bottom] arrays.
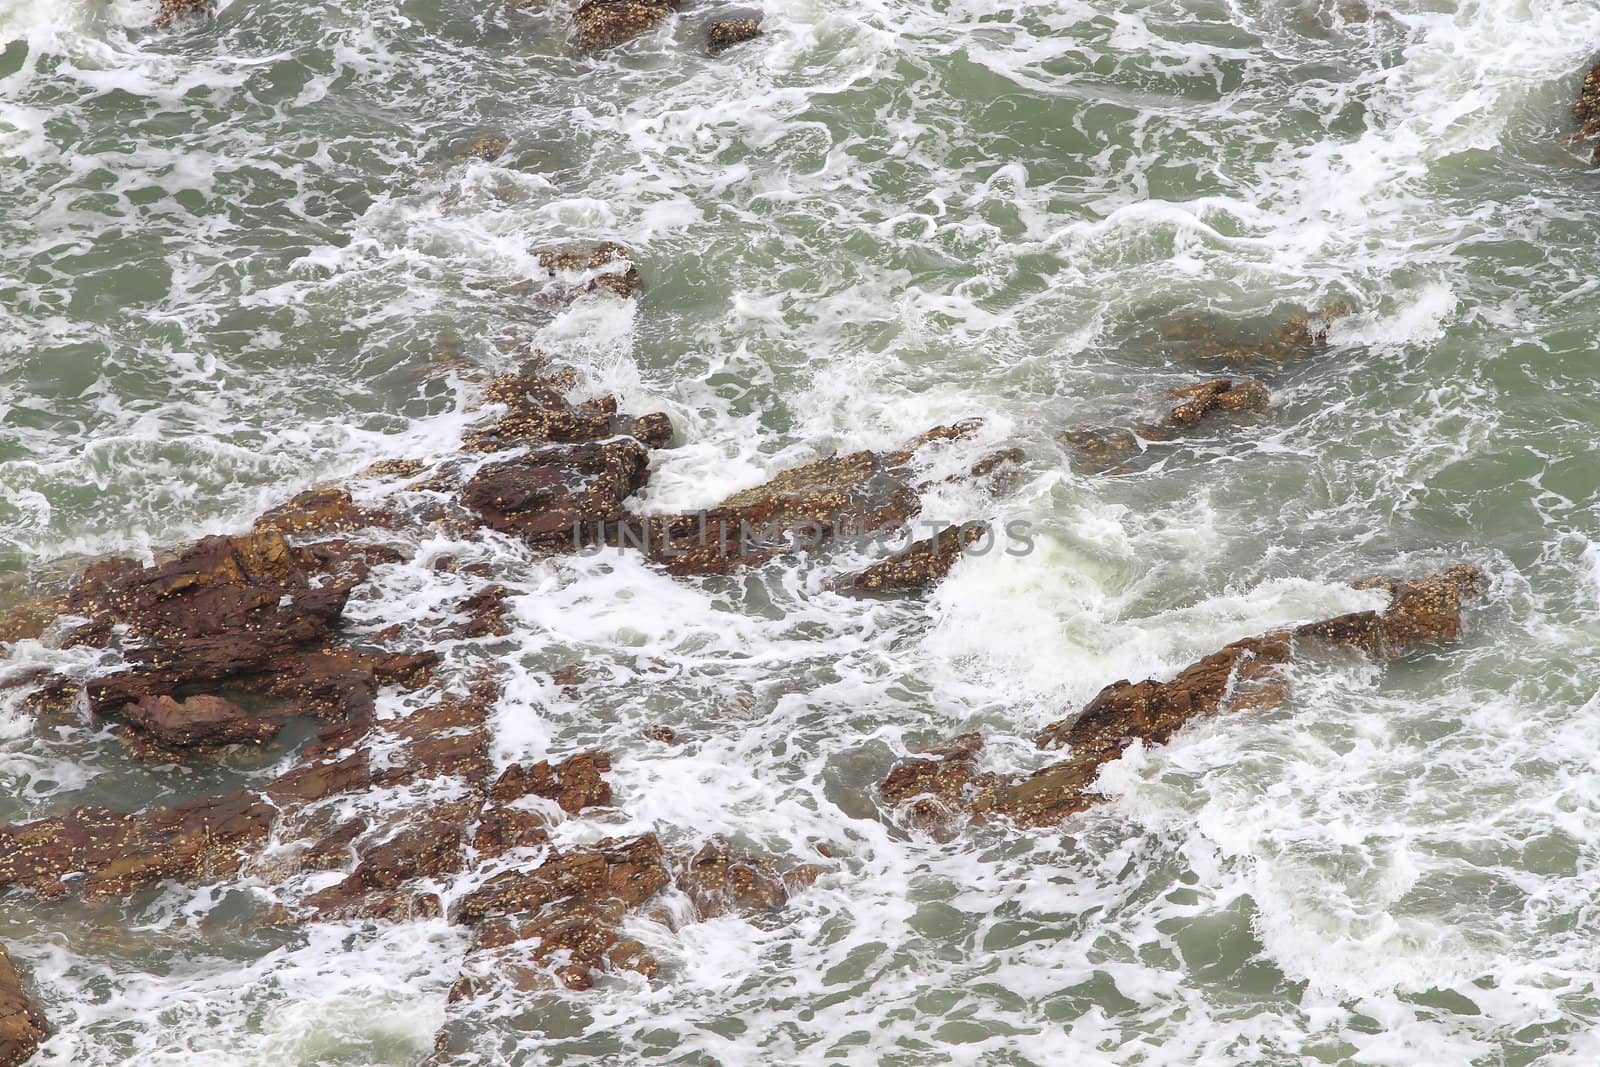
[[0, 944, 47, 1067], [707, 18, 761, 55], [460, 438, 652, 546]]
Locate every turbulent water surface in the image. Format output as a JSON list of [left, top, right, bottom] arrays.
[[4, 0, 1600, 1063]]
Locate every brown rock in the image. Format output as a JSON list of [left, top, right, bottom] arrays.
[[849, 523, 987, 592], [453, 584, 514, 638], [120, 694, 282, 755], [572, 0, 676, 53], [886, 566, 1485, 833], [0, 792, 276, 901], [1162, 378, 1270, 427], [707, 18, 761, 55], [1061, 379, 1269, 474], [154, 0, 212, 27], [460, 438, 651, 546], [490, 751, 613, 813], [1574, 62, 1600, 163], [621, 421, 981, 576], [671, 839, 821, 920], [535, 242, 641, 299], [0, 943, 47, 1067], [0, 597, 65, 645], [465, 137, 506, 162], [456, 834, 670, 924], [254, 489, 390, 537], [462, 373, 672, 455]]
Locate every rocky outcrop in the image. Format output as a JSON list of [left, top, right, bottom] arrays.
[[707, 19, 761, 55], [848, 523, 987, 592], [883, 566, 1486, 831], [153, 0, 212, 28], [670, 838, 821, 921], [622, 421, 983, 576], [1062, 378, 1270, 474], [535, 242, 642, 300], [572, 0, 679, 53], [462, 371, 671, 455], [461, 438, 652, 546], [1574, 62, 1600, 163], [0, 944, 46, 1067]]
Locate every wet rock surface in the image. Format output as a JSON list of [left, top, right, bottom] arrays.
[[572, 0, 678, 53], [153, 0, 212, 28], [1062, 377, 1270, 473], [884, 566, 1486, 831], [1574, 62, 1600, 163], [0, 945, 47, 1067], [708, 18, 762, 55], [622, 421, 983, 576], [848, 523, 988, 592], [534, 242, 642, 300]]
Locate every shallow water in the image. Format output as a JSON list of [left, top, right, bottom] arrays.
[[4, 0, 1600, 1063]]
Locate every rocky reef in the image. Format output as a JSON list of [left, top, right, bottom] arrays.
[[1061, 377, 1270, 474], [882, 565, 1486, 831], [0, 946, 47, 1067]]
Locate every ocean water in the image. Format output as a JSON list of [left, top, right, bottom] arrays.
[[3, 0, 1600, 1063]]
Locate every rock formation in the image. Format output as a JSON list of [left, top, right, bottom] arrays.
[[883, 566, 1486, 830], [572, 0, 679, 53], [708, 19, 762, 55], [0, 945, 47, 1067], [1062, 377, 1270, 473], [1574, 61, 1600, 163]]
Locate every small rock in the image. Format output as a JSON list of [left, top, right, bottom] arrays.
[[707, 18, 761, 55]]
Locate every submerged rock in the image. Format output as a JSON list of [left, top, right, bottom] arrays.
[[0, 944, 47, 1067], [884, 566, 1486, 831], [1061, 377, 1270, 474], [707, 18, 761, 55], [671, 839, 821, 921], [119, 693, 282, 757], [465, 137, 506, 162], [572, 0, 678, 53], [1163, 303, 1350, 364]]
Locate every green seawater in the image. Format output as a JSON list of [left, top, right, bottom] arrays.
[[3, 0, 1600, 1063]]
